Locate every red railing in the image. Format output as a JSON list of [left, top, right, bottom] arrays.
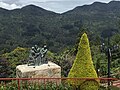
[[0, 78, 119, 90]]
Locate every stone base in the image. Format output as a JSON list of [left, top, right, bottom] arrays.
[[16, 62, 61, 84]]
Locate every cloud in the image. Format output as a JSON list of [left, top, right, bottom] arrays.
[[0, 1, 21, 10], [0, 0, 19, 4], [32, 0, 111, 13], [22, 0, 90, 13], [0, 0, 113, 13]]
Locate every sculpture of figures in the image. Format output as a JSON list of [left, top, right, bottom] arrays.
[[27, 44, 48, 67], [27, 47, 36, 66], [28, 45, 40, 66], [34, 45, 41, 66], [40, 45, 47, 58], [40, 45, 48, 63]]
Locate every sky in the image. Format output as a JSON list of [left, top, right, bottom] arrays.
[[0, 0, 117, 13]]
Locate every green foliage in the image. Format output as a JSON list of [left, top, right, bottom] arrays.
[[0, 1, 120, 79], [0, 58, 11, 77], [0, 81, 74, 90], [99, 86, 120, 90], [80, 80, 99, 90], [91, 45, 108, 76], [0, 1, 120, 53], [47, 51, 74, 77], [74, 27, 91, 55], [1, 47, 29, 77], [68, 33, 99, 89], [46, 51, 54, 61], [0, 81, 119, 90]]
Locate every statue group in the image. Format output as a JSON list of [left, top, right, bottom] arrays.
[[27, 45, 48, 67]]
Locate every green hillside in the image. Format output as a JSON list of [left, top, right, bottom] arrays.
[[0, 1, 120, 53], [1, 1, 120, 78]]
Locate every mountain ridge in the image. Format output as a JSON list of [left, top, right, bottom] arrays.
[[1, 1, 120, 14], [0, 1, 120, 53]]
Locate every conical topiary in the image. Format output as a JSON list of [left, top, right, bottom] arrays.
[[68, 33, 99, 90]]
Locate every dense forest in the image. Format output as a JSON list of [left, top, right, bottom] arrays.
[[0, 1, 120, 53], [0, 1, 120, 78]]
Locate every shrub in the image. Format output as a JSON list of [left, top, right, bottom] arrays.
[[68, 33, 99, 90], [1, 47, 29, 77]]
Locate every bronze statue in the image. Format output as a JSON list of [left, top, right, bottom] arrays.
[[27, 45, 48, 67]]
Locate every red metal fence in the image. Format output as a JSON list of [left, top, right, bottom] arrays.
[[0, 78, 119, 90]]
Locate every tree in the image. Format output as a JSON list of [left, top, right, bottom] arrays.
[[0, 57, 11, 78], [68, 33, 99, 90], [2, 47, 29, 77]]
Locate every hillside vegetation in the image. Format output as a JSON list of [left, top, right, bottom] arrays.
[[0, 1, 120, 53], [0, 1, 120, 78]]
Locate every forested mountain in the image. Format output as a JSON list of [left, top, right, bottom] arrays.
[[0, 1, 120, 53]]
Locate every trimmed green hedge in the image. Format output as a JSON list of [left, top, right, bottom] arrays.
[[68, 33, 99, 89]]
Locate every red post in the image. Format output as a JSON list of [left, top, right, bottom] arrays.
[[44, 78, 46, 89], [18, 79, 20, 90]]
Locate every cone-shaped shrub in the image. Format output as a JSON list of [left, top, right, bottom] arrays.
[[68, 33, 99, 90]]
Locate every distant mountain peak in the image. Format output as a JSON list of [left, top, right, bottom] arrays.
[[24, 4, 37, 7], [92, 1, 107, 5], [21, 4, 45, 11], [72, 1, 107, 10], [20, 4, 59, 16], [108, 0, 120, 5], [109, 0, 120, 3], [0, 7, 9, 11], [64, 0, 120, 14], [0, 7, 9, 14]]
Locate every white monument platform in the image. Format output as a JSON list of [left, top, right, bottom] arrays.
[[16, 61, 61, 78]]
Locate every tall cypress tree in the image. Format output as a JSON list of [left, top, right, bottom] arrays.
[[68, 33, 99, 90]]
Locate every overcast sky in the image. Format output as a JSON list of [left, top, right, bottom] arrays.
[[0, 0, 118, 13]]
